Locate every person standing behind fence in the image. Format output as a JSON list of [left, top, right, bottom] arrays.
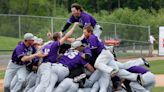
[[61, 3, 102, 39], [148, 34, 156, 57]]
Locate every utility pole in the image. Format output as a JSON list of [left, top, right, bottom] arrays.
[[118, 0, 120, 8]]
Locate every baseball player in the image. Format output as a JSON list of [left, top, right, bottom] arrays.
[[82, 25, 151, 92], [23, 38, 44, 92], [47, 42, 94, 92], [34, 23, 79, 92], [83, 25, 149, 73], [51, 41, 92, 92], [61, 3, 102, 38], [4, 33, 46, 92], [70, 41, 150, 92], [126, 66, 155, 92], [57, 41, 110, 92]]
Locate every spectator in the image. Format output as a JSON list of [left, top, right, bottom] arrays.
[[148, 34, 156, 57]]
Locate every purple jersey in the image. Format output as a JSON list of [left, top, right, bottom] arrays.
[[87, 34, 105, 55], [127, 66, 149, 74], [42, 41, 60, 63], [83, 46, 92, 56], [11, 42, 36, 64], [67, 12, 97, 28], [58, 49, 89, 70]]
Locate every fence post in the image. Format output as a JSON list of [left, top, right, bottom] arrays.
[[148, 26, 151, 39], [133, 43, 136, 54], [51, 17, 54, 33], [140, 45, 143, 56], [18, 16, 21, 39], [114, 24, 117, 39]]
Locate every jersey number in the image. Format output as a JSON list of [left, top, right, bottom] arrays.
[[64, 51, 78, 59], [44, 49, 50, 54]]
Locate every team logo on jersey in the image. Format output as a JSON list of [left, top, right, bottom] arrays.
[[26, 47, 33, 55]]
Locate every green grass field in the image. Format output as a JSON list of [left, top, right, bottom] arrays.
[[153, 87, 164, 92], [149, 60, 164, 74], [0, 36, 20, 50], [0, 71, 5, 79], [0, 36, 20, 55]]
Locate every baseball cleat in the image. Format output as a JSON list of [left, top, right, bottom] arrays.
[[137, 74, 144, 86], [142, 57, 150, 68], [73, 73, 86, 83]]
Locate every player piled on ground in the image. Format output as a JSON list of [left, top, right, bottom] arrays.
[[3, 3, 155, 92]]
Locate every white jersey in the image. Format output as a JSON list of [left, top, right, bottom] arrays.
[[149, 35, 155, 44]]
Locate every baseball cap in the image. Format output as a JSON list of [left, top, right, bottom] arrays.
[[34, 38, 43, 45], [71, 40, 82, 49], [24, 33, 34, 40]]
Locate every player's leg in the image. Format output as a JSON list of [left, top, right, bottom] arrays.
[[107, 76, 113, 92], [84, 70, 101, 88], [117, 69, 139, 81], [67, 83, 79, 92], [55, 78, 78, 92], [45, 63, 69, 92], [54, 78, 71, 92], [11, 66, 29, 92], [34, 62, 51, 92], [4, 61, 20, 92], [10, 75, 18, 90], [78, 88, 91, 92], [93, 24, 102, 38], [107, 58, 119, 71], [94, 49, 114, 74], [142, 72, 155, 91], [27, 86, 36, 92], [116, 58, 149, 69], [130, 82, 149, 92], [31, 70, 41, 90], [24, 72, 38, 92], [90, 81, 99, 92], [27, 72, 41, 92], [45, 71, 58, 92], [54, 63, 69, 82], [98, 73, 110, 92]]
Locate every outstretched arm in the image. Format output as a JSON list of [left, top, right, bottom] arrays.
[[61, 23, 71, 32], [21, 51, 47, 62], [60, 22, 79, 45]]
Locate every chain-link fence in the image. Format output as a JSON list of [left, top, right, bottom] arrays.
[[0, 14, 151, 58]]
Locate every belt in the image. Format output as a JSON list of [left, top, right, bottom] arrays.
[[11, 60, 24, 65], [42, 60, 57, 63], [42, 61, 50, 63], [56, 62, 69, 69]]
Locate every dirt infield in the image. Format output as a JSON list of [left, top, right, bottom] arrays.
[[155, 75, 164, 87], [0, 79, 3, 92]]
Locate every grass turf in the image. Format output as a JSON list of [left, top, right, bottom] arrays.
[[149, 60, 164, 74], [152, 87, 164, 92], [0, 71, 5, 79], [0, 36, 20, 50], [0, 36, 21, 55]]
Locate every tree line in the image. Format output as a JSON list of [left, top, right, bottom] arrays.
[[0, 0, 164, 16], [0, 0, 163, 44]]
